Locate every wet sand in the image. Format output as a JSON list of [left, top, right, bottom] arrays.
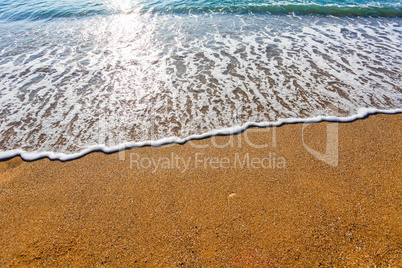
[[0, 113, 401, 267]]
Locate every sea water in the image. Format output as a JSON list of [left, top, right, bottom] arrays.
[[0, 0, 401, 160]]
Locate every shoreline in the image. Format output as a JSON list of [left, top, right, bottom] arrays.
[[0, 113, 401, 267], [1, 108, 401, 162]]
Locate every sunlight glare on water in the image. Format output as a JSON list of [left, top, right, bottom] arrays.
[[0, 0, 401, 159]]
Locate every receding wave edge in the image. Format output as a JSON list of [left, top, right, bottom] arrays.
[[1, 108, 401, 162]]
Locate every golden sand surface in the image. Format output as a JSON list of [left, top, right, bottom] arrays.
[[0, 114, 401, 267]]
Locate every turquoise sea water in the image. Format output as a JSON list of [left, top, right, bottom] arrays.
[[1, 0, 401, 20], [0, 0, 401, 159]]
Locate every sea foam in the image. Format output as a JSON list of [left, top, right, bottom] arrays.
[[0, 12, 401, 160], [1, 108, 401, 161]]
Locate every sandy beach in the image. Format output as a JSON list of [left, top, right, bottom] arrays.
[[0, 113, 401, 267]]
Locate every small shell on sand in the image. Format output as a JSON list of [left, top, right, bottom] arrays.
[[228, 193, 237, 198]]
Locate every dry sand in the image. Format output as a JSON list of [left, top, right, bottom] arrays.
[[0, 113, 401, 267]]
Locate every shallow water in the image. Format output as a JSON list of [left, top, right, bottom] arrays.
[[0, 0, 401, 159]]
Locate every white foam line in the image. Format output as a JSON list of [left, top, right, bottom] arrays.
[[1, 108, 401, 161]]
